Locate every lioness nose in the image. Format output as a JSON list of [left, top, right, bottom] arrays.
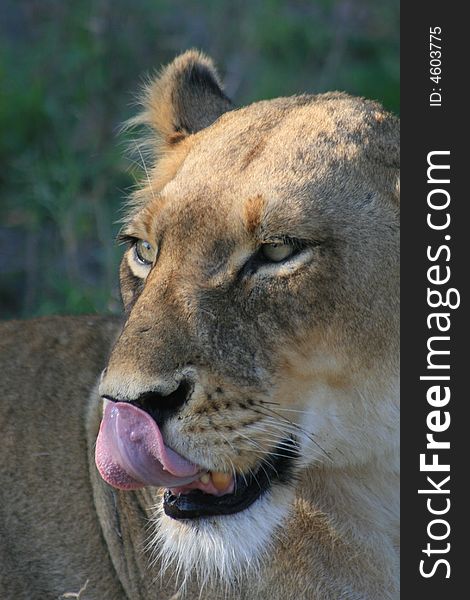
[[102, 378, 193, 429]]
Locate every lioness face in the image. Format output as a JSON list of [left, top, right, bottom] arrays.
[[96, 52, 399, 583]]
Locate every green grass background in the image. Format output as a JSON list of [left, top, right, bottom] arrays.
[[0, 0, 399, 319]]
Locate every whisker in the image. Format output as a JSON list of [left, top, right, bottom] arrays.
[[252, 406, 334, 462], [247, 466, 262, 491], [134, 141, 157, 202], [258, 460, 274, 485], [241, 432, 298, 455], [258, 403, 313, 415], [218, 432, 250, 488]]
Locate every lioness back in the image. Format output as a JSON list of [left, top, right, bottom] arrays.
[[0, 316, 125, 599]]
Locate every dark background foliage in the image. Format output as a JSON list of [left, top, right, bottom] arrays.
[[0, 0, 399, 319]]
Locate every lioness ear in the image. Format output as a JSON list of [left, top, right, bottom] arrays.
[[140, 50, 232, 144]]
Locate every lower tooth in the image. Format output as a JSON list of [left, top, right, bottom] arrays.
[[200, 473, 210, 485], [212, 471, 232, 490]]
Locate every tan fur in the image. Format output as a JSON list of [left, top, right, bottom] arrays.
[[243, 194, 266, 235], [0, 51, 399, 599]]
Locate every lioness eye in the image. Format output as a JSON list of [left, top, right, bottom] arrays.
[[134, 240, 156, 266], [261, 243, 294, 262]]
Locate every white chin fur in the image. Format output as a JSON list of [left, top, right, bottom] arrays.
[[146, 484, 294, 593]]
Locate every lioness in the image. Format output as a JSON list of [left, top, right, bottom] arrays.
[[0, 51, 399, 599]]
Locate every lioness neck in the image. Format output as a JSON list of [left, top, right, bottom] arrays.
[[253, 457, 399, 600]]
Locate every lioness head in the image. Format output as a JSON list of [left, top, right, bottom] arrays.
[[96, 51, 399, 586]]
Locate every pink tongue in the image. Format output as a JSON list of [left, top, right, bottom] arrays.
[[95, 402, 200, 490]]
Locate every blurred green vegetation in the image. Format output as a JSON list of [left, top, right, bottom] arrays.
[[0, 0, 399, 319]]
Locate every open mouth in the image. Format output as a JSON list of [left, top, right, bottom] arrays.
[[95, 400, 298, 520], [163, 441, 297, 519]]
